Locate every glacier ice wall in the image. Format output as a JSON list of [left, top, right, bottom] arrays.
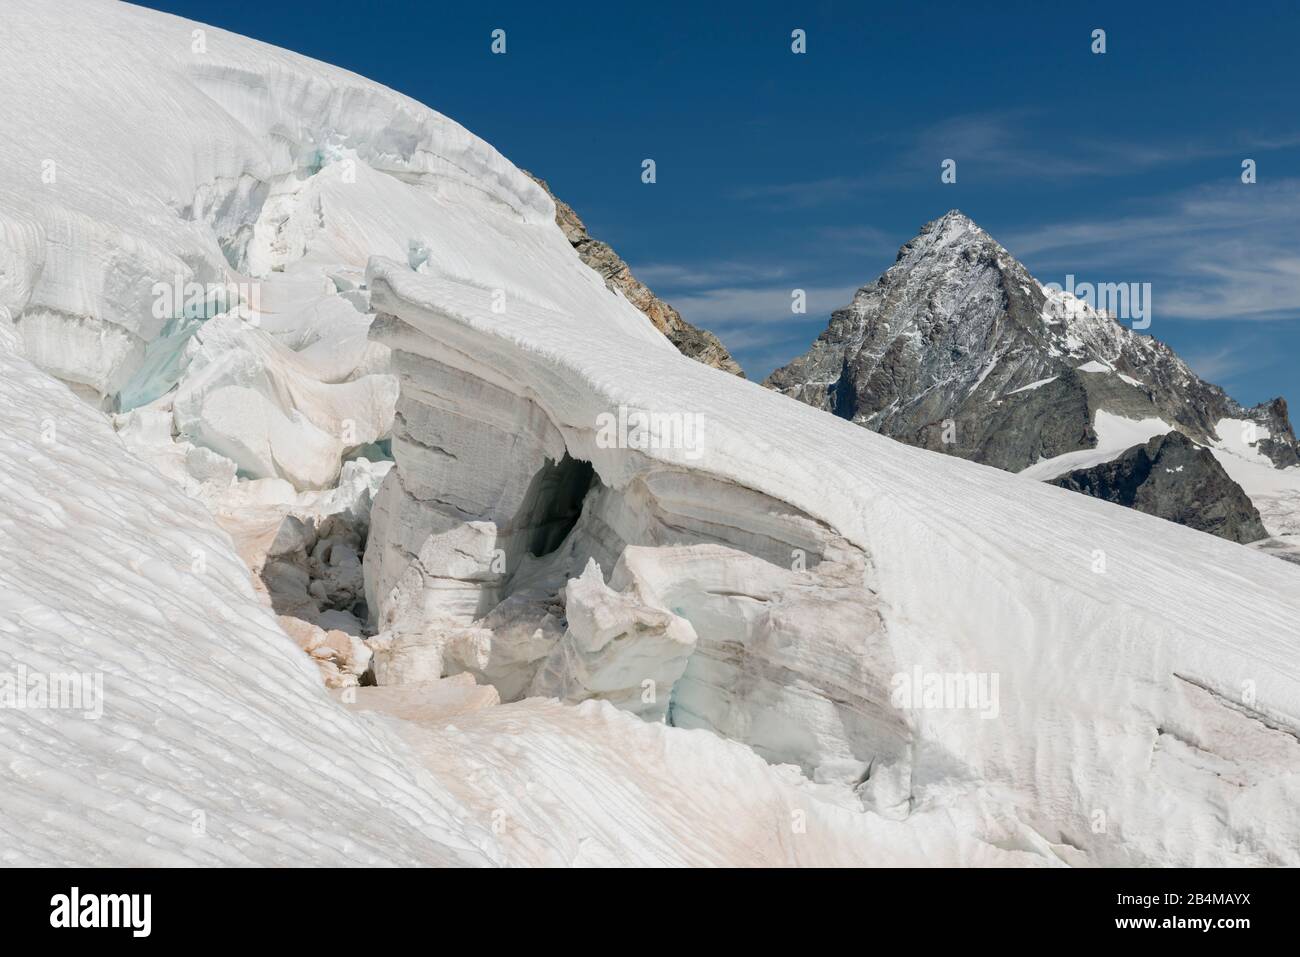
[[364, 255, 1300, 866]]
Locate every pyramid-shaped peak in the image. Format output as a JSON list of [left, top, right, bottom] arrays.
[[919, 209, 991, 239], [935, 208, 977, 226], [892, 210, 1006, 268]]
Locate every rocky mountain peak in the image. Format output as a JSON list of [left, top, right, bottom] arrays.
[[886, 210, 1006, 281], [766, 212, 1299, 480], [917, 208, 990, 242]]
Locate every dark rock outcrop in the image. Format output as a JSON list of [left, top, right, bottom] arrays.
[[1048, 432, 1268, 544], [526, 173, 744, 377], [1252, 397, 1300, 468]]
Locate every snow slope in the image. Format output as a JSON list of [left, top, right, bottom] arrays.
[[370, 254, 1300, 866], [1210, 419, 1300, 537], [344, 683, 1041, 867]]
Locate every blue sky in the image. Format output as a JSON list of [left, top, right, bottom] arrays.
[[139, 0, 1300, 407]]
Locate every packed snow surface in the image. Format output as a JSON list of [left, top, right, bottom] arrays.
[[1210, 418, 1300, 555], [3, 0, 1300, 867]]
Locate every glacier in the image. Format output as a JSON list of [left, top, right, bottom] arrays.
[[4, 322, 1032, 867], [1, 0, 1299, 867]]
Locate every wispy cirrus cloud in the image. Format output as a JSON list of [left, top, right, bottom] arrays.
[[732, 110, 1300, 210], [732, 175, 878, 210], [631, 260, 793, 289], [659, 282, 862, 328], [1180, 342, 1258, 382], [814, 224, 898, 256], [1006, 178, 1300, 321], [913, 112, 1300, 181]]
